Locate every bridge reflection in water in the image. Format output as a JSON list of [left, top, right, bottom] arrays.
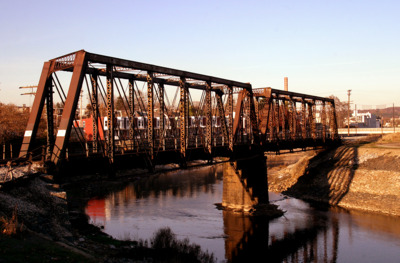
[[84, 163, 375, 262]]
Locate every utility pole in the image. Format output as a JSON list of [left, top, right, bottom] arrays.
[[347, 90, 351, 136], [355, 104, 357, 135], [393, 103, 395, 133], [19, 85, 38, 110]]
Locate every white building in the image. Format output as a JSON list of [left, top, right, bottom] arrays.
[[350, 110, 379, 128]]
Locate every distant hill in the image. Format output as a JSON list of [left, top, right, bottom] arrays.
[[357, 106, 400, 119]]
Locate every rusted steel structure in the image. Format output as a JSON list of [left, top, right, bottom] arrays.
[[252, 88, 339, 150], [19, 50, 339, 170], [19, 50, 257, 168]]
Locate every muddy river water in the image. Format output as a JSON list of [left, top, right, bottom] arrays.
[[86, 164, 400, 262]]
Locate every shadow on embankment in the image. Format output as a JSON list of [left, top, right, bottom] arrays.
[[283, 145, 359, 205]]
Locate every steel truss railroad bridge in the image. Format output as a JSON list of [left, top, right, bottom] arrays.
[[19, 50, 339, 171]]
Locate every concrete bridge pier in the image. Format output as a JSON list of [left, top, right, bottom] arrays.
[[222, 153, 269, 212]]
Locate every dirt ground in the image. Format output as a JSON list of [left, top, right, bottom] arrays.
[[267, 134, 400, 217]]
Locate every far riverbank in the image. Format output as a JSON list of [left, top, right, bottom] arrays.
[[268, 134, 400, 217]]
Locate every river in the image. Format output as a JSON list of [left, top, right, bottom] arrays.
[[85, 163, 400, 262]]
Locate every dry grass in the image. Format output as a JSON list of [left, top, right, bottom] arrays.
[[377, 133, 400, 143], [0, 206, 24, 236], [150, 227, 216, 263]]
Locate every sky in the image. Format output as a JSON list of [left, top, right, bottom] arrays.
[[0, 0, 399, 109]]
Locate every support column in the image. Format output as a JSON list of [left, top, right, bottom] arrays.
[[275, 100, 280, 140], [205, 81, 212, 155], [106, 64, 115, 163], [51, 50, 87, 164], [46, 75, 54, 160], [248, 89, 260, 145], [322, 102, 327, 142], [179, 77, 188, 161], [310, 102, 316, 140], [147, 72, 154, 161], [292, 101, 297, 140], [245, 94, 251, 141], [128, 79, 135, 149], [159, 82, 165, 138], [19, 61, 52, 157], [268, 101, 274, 141], [281, 100, 286, 140], [301, 101, 307, 140], [288, 98, 293, 140], [216, 90, 228, 149], [329, 101, 339, 140], [90, 73, 98, 153], [228, 86, 234, 151]]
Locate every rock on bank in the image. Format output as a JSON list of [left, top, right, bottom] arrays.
[[268, 136, 400, 217]]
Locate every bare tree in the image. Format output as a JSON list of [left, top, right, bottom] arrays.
[[0, 103, 29, 144]]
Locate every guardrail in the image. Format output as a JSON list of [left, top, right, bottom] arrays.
[[338, 128, 399, 135]]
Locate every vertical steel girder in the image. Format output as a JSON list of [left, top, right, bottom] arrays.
[[19, 61, 52, 158], [288, 99, 294, 140], [245, 96, 251, 137], [248, 90, 260, 144], [292, 101, 297, 140], [51, 51, 87, 163], [128, 79, 135, 146], [329, 101, 339, 140], [106, 64, 115, 163], [205, 81, 212, 155], [227, 86, 234, 151], [281, 101, 286, 140], [179, 77, 188, 159], [301, 101, 307, 140], [322, 102, 327, 142], [159, 83, 165, 137], [46, 75, 54, 159], [147, 72, 154, 160], [254, 98, 259, 127], [309, 102, 316, 140], [268, 101, 274, 141], [274, 100, 280, 140], [90, 74, 98, 153], [216, 91, 229, 148]]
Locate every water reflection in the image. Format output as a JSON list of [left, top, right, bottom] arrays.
[[86, 164, 400, 263]]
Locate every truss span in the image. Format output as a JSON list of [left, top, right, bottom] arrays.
[[19, 50, 339, 170]]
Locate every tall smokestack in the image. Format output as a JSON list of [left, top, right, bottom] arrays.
[[284, 77, 288, 91]]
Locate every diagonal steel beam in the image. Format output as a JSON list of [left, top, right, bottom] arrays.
[[51, 50, 87, 163], [19, 61, 52, 158]]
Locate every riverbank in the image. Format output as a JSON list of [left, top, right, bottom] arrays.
[[268, 134, 400, 217], [0, 169, 217, 262]]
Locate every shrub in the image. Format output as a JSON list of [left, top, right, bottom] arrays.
[[0, 206, 24, 236], [150, 227, 215, 263]]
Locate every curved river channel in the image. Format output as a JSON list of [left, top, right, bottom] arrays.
[[85, 164, 400, 262]]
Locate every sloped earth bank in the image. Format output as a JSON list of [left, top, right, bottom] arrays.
[[268, 135, 400, 217], [0, 171, 216, 262]]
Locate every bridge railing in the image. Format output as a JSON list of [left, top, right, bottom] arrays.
[[338, 127, 399, 135]]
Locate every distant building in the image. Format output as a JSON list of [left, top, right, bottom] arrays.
[[346, 110, 379, 128]]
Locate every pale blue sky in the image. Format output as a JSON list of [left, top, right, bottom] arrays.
[[1, 0, 399, 108]]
